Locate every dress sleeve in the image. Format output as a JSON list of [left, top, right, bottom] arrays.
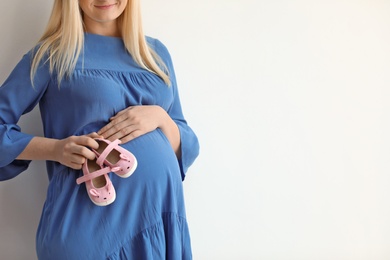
[[153, 39, 200, 181], [0, 52, 50, 181]]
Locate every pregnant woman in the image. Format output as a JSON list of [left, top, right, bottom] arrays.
[[0, 0, 199, 259]]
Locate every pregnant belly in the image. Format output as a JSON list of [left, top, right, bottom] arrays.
[[120, 128, 179, 179], [111, 127, 183, 202]]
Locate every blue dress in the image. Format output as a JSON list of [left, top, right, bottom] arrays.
[[0, 34, 199, 259]]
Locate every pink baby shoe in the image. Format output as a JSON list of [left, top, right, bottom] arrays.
[[76, 158, 116, 206], [93, 138, 137, 178]]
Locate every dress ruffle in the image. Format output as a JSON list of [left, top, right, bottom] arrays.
[[107, 213, 192, 260]]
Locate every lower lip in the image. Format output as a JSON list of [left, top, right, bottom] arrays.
[[95, 4, 116, 10]]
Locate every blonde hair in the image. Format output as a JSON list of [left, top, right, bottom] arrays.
[[31, 0, 170, 86]]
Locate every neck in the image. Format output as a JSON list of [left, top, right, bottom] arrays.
[[83, 18, 120, 37]]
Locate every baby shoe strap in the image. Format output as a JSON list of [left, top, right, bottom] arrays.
[[96, 139, 121, 166], [76, 167, 111, 185]]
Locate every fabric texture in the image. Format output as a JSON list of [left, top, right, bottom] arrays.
[[0, 33, 199, 259]]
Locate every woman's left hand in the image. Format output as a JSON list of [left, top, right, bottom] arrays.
[[98, 105, 163, 143], [98, 105, 181, 158]]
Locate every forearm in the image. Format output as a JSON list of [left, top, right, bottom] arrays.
[[159, 110, 182, 159], [16, 135, 99, 170], [16, 136, 58, 161]]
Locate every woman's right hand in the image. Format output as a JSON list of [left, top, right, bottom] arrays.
[[52, 133, 101, 170], [17, 133, 102, 170]]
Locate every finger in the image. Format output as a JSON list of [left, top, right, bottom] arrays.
[[87, 132, 103, 139], [77, 146, 96, 161], [99, 107, 136, 135], [104, 125, 135, 142], [76, 136, 99, 150], [110, 106, 134, 120], [68, 161, 83, 170], [98, 117, 126, 136], [69, 154, 87, 165], [68, 142, 96, 161], [118, 130, 143, 144], [97, 122, 112, 136], [101, 121, 137, 140]]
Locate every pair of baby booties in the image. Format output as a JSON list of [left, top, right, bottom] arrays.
[[76, 138, 137, 206]]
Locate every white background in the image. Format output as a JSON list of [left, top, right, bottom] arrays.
[[1, 0, 390, 259]]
